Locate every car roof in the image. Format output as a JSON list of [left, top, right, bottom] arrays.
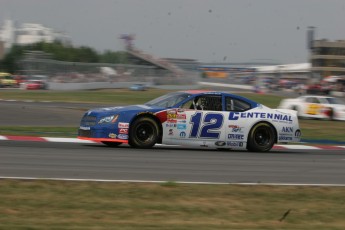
[[182, 90, 214, 94], [181, 90, 244, 98], [179, 90, 260, 107]]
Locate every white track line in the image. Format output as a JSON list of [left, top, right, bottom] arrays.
[[1, 176, 345, 187], [43, 137, 96, 143], [275, 145, 321, 150]]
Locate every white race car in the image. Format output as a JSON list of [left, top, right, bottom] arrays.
[[278, 95, 345, 121], [78, 91, 301, 152]]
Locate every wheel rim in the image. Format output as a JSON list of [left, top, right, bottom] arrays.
[[253, 127, 272, 146], [136, 123, 154, 143]]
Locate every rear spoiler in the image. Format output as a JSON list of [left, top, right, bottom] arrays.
[[274, 109, 298, 116]]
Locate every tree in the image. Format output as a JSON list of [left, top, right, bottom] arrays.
[[0, 41, 129, 73], [0, 45, 26, 73]]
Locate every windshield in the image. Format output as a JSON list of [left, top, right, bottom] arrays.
[[145, 92, 192, 108], [325, 97, 345, 105]]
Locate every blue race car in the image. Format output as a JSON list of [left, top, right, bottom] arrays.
[[78, 90, 301, 152]]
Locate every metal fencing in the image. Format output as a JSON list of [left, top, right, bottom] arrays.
[[18, 57, 198, 86]]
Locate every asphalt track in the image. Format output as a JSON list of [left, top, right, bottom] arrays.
[[0, 100, 98, 126], [1, 140, 345, 185], [1, 100, 345, 185]]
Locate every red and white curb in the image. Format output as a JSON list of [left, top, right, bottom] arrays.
[[1, 135, 345, 150], [0, 135, 95, 144]]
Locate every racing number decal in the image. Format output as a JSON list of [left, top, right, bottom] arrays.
[[190, 112, 202, 137], [190, 112, 224, 139]]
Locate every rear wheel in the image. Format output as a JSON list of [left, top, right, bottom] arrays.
[[129, 117, 159, 148], [101, 142, 122, 147], [247, 122, 275, 152]]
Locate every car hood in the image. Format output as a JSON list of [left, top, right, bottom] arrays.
[[86, 104, 164, 116]]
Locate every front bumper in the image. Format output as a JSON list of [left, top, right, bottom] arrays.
[[77, 125, 129, 143]]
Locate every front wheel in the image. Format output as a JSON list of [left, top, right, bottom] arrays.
[[129, 117, 159, 148], [247, 123, 275, 152]]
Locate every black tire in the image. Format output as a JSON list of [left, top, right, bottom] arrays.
[[101, 141, 122, 147], [247, 122, 275, 152], [129, 117, 159, 148]]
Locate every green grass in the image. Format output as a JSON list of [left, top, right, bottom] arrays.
[[237, 92, 286, 108], [0, 180, 344, 230], [0, 126, 77, 137], [299, 120, 345, 142], [0, 89, 173, 105]]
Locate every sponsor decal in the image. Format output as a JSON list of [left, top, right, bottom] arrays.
[[306, 104, 322, 115], [167, 113, 177, 119], [177, 109, 185, 113], [180, 131, 186, 138], [178, 120, 187, 123], [118, 122, 129, 129], [228, 125, 243, 133], [279, 136, 293, 141], [227, 141, 244, 147], [228, 134, 244, 140], [169, 129, 174, 135], [79, 126, 90, 130], [109, 133, 117, 138], [119, 128, 128, 134], [177, 114, 186, 119], [167, 119, 177, 123], [177, 124, 187, 130], [229, 112, 292, 122], [282, 127, 293, 133], [166, 123, 177, 128], [117, 134, 128, 140], [215, 141, 226, 146], [295, 129, 301, 137]]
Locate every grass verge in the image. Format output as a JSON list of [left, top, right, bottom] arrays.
[[0, 180, 344, 230], [0, 126, 77, 137], [0, 89, 174, 105]]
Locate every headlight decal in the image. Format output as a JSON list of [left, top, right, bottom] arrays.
[[98, 115, 119, 124]]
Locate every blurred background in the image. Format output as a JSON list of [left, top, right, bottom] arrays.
[[0, 0, 344, 95]]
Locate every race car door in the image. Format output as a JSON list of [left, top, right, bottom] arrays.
[[162, 94, 227, 148], [223, 96, 252, 149], [303, 96, 325, 119]]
